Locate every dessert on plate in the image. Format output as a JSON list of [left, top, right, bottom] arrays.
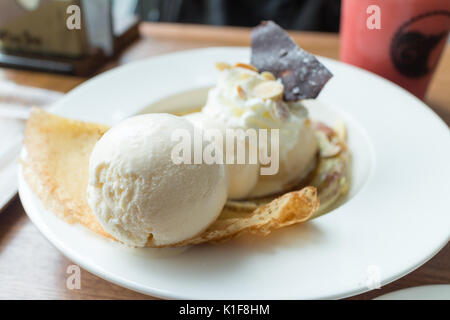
[[22, 21, 349, 248]]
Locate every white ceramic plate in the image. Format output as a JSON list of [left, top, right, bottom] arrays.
[[374, 285, 450, 300], [18, 48, 450, 299]]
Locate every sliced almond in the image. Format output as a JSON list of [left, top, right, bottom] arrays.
[[253, 81, 284, 100], [240, 73, 251, 80], [334, 120, 347, 141], [272, 101, 289, 121], [316, 131, 342, 158], [215, 62, 231, 71], [236, 85, 246, 99], [234, 62, 258, 72], [304, 118, 311, 126], [321, 143, 342, 158], [261, 71, 276, 80]]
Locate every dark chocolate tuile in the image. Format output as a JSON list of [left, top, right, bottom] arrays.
[[251, 21, 333, 101]]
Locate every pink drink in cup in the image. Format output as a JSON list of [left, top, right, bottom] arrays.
[[340, 0, 450, 99]]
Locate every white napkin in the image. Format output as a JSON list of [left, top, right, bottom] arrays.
[[0, 81, 63, 211], [0, 81, 63, 119]]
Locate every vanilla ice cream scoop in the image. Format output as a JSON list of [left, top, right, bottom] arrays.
[[87, 114, 228, 247]]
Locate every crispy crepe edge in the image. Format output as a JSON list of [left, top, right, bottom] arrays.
[[148, 186, 319, 247], [22, 108, 113, 239]]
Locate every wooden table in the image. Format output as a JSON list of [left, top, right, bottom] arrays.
[[0, 23, 448, 300]]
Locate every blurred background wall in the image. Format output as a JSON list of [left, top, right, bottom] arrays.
[[0, 0, 342, 75], [133, 0, 341, 32]]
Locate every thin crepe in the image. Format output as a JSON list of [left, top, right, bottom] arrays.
[[22, 109, 347, 247]]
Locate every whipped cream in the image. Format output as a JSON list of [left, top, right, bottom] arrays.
[[203, 65, 310, 161]]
